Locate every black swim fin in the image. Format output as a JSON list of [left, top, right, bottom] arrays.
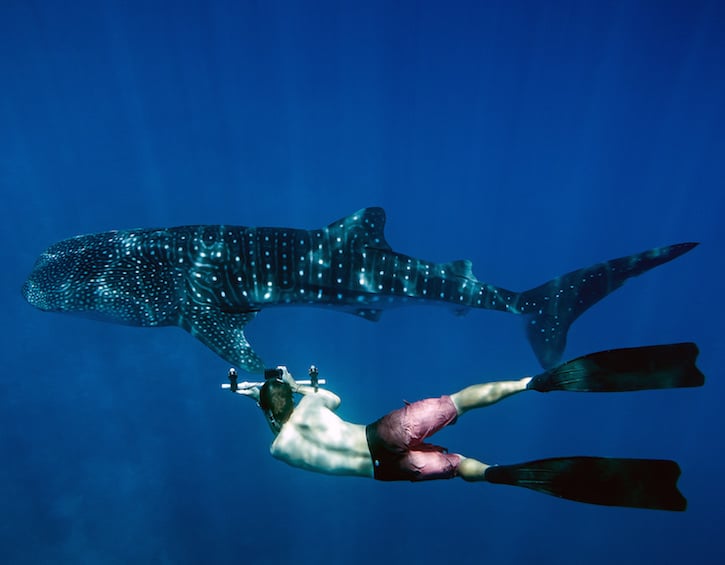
[[484, 456, 686, 511], [527, 343, 704, 393]]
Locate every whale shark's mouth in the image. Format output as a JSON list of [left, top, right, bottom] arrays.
[[22, 250, 58, 310], [21, 279, 48, 310], [22, 257, 76, 312]]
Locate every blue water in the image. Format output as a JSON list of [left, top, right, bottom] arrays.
[[2, 1, 724, 563]]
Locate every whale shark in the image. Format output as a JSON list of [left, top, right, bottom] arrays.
[[22, 207, 696, 373]]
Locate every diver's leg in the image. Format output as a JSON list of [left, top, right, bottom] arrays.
[[457, 457, 490, 482], [450, 377, 532, 416]]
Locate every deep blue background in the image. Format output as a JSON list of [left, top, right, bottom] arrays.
[[2, 1, 724, 563]]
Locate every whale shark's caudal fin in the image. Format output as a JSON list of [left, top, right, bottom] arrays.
[[521, 242, 698, 369]]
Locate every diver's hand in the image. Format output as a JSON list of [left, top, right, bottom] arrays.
[[235, 385, 261, 401], [277, 366, 299, 392]]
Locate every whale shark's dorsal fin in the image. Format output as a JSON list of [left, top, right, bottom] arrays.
[[327, 207, 392, 251]]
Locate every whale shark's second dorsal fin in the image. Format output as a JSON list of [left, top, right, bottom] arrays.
[[447, 259, 475, 279], [327, 207, 392, 251]]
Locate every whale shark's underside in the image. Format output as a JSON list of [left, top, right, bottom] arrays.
[[22, 207, 697, 373]]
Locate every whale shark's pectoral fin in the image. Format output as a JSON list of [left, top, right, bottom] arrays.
[[178, 302, 265, 373]]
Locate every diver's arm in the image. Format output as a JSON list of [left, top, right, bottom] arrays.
[[234, 385, 261, 402], [296, 385, 342, 410], [278, 366, 342, 410]]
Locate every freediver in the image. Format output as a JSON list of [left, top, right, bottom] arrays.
[[228, 343, 704, 511]]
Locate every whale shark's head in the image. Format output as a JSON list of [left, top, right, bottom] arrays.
[[22, 230, 182, 327]]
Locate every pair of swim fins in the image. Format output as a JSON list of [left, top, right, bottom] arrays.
[[491, 343, 704, 511]]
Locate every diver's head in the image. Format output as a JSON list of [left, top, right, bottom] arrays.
[[259, 379, 294, 433]]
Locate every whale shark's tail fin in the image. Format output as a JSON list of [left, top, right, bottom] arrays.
[[520, 242, 698, 369]]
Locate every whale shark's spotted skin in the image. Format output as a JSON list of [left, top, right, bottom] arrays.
[[22, 207, 697, 372]]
